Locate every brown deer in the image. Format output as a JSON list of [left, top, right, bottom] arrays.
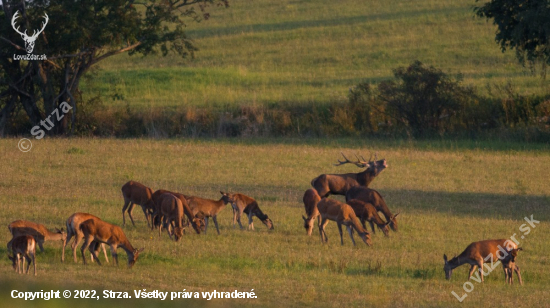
[[157, 193, 185, 241], [63, 213, 109, 263], [302, 188, 321, 236], [501, 248, 523, 285], [8, 220, 66, 260], [8, 235, 37, 276], [316, 198, 372, 246], [345, 186, 398, 232], [224, 192, 273, 230], [311, 153, 388, 198], [346, 199, 395, 237], [151, 189, 203, 234], [443, 239, 522, 284], [79, 218, 144, 268], [121, 180, 155, 227], [187, 192, 235, 235]]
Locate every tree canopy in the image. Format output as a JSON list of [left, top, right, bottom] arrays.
[[474, 0, 550, 74], [0, 0, 228, 136]]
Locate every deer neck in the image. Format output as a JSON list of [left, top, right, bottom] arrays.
[[356, 169, 375, 187], [448, 256, 468, 269], [45, 230, 64, 241]]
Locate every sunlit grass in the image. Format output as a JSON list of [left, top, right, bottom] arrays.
[[79, 0, 549, 109], [0, 138, 549, 307]]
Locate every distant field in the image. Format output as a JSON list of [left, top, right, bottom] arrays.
[[1, 138, 549, 307], [80, 0, 548, 109]]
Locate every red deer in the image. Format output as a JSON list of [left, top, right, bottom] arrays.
[[316, 198, 372, 246], [346, 199, 395, 237], [501, 248, 523, 285], [302, 188, 321, 236], [8, 235, 37, 276], [345, 186, 398, 232], [8, 220, 66, 261], [311, 153, 388, 198], [157, 193, 185, 241], [121, 180, 155, 227], [151, 189, 203, 234], [443, 239, 522, 284], [63, 213, 109, 263], [187, 192, 235, 235], [224, 193, 273, 230], [80, 218, 144, 268]]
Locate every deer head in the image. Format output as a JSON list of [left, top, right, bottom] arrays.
[[11, 11, 49, 54]]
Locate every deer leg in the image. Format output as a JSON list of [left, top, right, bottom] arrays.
[[212, 216, 221, 235], [232, 206, 237, 228], [101, 243, 109, 263], [347, 225, 357, 246], [514, 264, 523, 285], [248, 213, 254, 231], [337, 223, 344, 245], [122, 199, 131, 226], [204, 217, 209, 235], [477, 260, 485, 282], [369, 221, 376, 233], [110, 245, 118, 266], [237, 209, 245, 230], [24, 253, 31, 275], [140, 205, 151, 229], [127, 202, 137, 227], [38, 241, 44, 253], [31, 251, 36, 276], [319, 218, 329, 243], [467, 264, 477, 280]]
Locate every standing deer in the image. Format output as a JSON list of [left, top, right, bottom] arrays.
[[311, 153, 388, 198], [157, 193, 185, 241], [187, 192, 235, 235], [79, 218, 144, 268], [8, 220, 66, 261], [443, 239, 522, 284], [151, 189, 203, 234], [63, 213, 109, 263], [502, 248, 523, 285], [121, 181, 155, 227], [8, 235, 37, 276], [345, 186, 399, 232], [302, 188, 321, 236], [346, 199, 395, 237], [316, 198, 372, 246], [224, 192, 273, 230]]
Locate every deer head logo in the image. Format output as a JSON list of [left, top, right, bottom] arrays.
[[11, 11, 49, 54]]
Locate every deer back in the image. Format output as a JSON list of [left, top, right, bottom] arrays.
[[9, 220, 65, 242], [122, 181, 154, 207]]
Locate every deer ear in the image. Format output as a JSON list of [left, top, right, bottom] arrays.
[[443, 254, 448, 262]]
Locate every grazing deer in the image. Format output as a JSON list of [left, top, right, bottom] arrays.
[[443, 239, 522, 284], [501, 248, 523, 285], [224, 192, 273, 230], [80, 218, 144, 268], [302, 188, 321, 236], [63, 213, 109, 263], [157, 193, 185, 241], [345, 186, 398, 232], [151, 189, 203, 234], [311, 153, 387, 198], [8, 220, 66, 260], [187, 192, 235, 235], [346, 199, 395, 237], [8, 235, 37, 276], [121, 180, 155, 227], [316, 198, 372, 246]]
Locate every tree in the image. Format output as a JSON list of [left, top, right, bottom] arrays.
[[377, 61, 475, 137], [474, 0, 550, 74], [0, 0, 229, 136]]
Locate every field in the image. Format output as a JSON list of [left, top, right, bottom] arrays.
[[81, 0, 549, 109], [1, 138, 549, 307]]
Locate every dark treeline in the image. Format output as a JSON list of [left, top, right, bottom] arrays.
[[4, 61, 550, 142]]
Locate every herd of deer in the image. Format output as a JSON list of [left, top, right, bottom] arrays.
[[5, 153, 522, 285]]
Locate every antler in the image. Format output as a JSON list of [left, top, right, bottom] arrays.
[[30, 13, 48, 39], [11, 11, 28, 38], [385, 211, 401, 226], [333, 152, 368, 168]]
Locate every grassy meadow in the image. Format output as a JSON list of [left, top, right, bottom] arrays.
[[0, 138, 549, 307], [81, 0, 549, 109]]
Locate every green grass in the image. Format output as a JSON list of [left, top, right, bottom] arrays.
[[80, 0, 550, 109], [0, 138, 549, 307]]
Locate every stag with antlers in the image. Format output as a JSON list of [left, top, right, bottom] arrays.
[[11, 11, 49, 53], [311, 152, 388, 197]]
